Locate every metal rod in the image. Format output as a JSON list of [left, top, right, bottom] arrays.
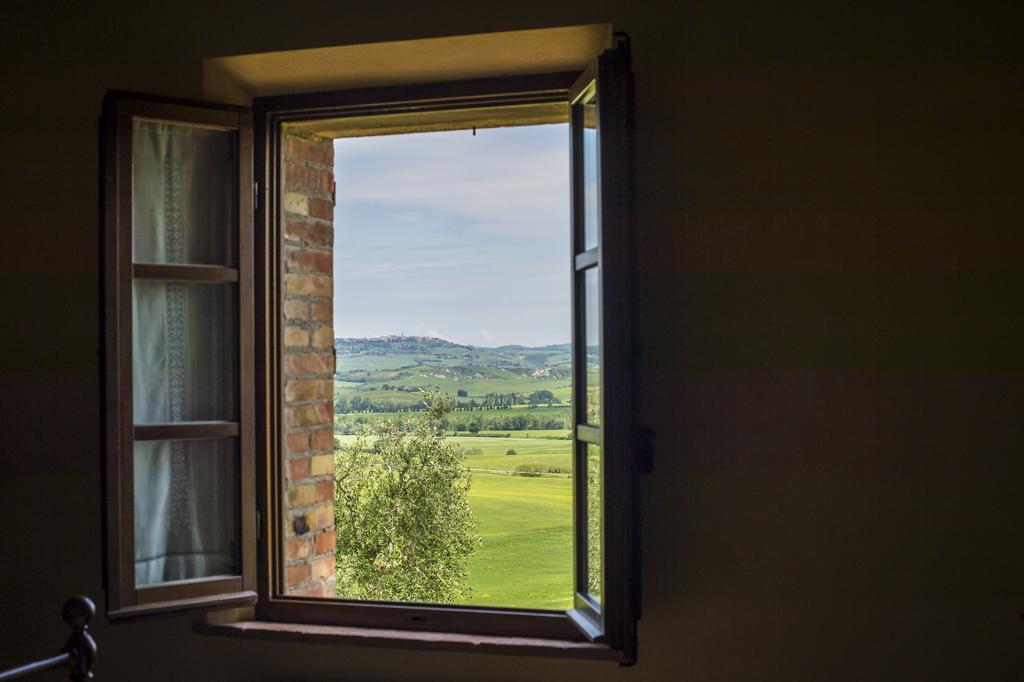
[[0, 654, 71, 681]]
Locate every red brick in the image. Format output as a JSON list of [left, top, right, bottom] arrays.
[[283, 192, 309, 216], [285, 539, 309, 561], [312, 327, 334, 348], [285, 326, 309, 347], [284, 299, 309, 320], [286, 405, 315, 428], [310, 427, 333, 451], [285, 136, 332, 165], [285, 273, 332, 297], [287, 403, 331, 428], [285, 352, 333, 376], [288, 484, 316, 507], [310, 302, 332, 322], [285, 563, 310, 589], [287, 249, 332, 274], [313, 505, 334, 531], [309, 198, 333, 220], [315, 479, 333, 502], [285, 432, 309, 455], [284, 219, 332, 246], [286, 379, 332, 401], [289, 584, 332, 598], [312, 556, 334, 581], [287, 456, 310, 479], [314, 531, 336, 555], [311, 454, 333, 476], [284, 161, 333, 193]]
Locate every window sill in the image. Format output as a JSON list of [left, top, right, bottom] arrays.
[[194, 619, 619, 660]]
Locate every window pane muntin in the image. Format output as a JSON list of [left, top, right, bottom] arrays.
[[133, 437, 241, 587], [132, 119, 238, 266], [132, 280, 238, 424]]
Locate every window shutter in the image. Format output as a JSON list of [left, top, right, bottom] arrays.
[[102, 92, 256, 620]]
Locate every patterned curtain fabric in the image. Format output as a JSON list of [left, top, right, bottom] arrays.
[[131, 120, 239, 586]]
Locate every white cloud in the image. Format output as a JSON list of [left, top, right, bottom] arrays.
[[334, 125, 570, 239], [331, 125, 571, 347]]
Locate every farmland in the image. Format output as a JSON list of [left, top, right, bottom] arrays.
[[333, 335, 580, 410], [331, 336, 582, 610]]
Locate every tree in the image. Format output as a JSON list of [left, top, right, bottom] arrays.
[[586, 446, 601, 598], [529, 389, 557, 407], [333, 390, 480, 603], [456, 389, 468, 397]]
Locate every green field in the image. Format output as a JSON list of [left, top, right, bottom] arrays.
[[333, 337, 578, 408], [334, 433, 574, 609], [335, 405, 573, 431], [476, 429, 571, 439], [458, 436, 571, 472], [335, 370, 572, 404], [463, 472, 572, 609], [331, 337, 580, 610]]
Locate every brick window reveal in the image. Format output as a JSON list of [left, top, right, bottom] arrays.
[[281, 132, 336, 597]]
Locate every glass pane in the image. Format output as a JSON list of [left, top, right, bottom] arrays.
[[133, 119, 237, 265], [134, 438, 239, 586], [584, 267, 600, 425], [132, 281, 237, 423], [582, 94, 599, 251], [585, 443, 602, 602]]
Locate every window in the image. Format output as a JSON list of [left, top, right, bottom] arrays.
[[101, 96, 257, 618], [101, 35, 637, 661]]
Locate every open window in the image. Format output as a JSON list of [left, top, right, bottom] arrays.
[[101, 34, 636, 661]]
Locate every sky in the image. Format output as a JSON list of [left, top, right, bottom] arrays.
[[333, 124, 570, 348]]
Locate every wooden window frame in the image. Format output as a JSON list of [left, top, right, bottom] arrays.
[[565, 40, 638, 658], [251, 44, 637, 659], [253, 71, 585, 643], [101, 92, 257, 620], [100, 37, 637, 661]]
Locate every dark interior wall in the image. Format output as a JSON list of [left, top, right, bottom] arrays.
[[1, 2, 1020, 680]]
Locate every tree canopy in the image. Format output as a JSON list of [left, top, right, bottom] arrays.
[[333, 390, 480, 603]]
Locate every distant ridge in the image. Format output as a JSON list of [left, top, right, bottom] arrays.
[[335, 336, 570, 354]]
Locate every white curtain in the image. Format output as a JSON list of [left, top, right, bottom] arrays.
[[131, 120, 239, 585]]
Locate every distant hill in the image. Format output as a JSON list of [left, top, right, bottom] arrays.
[[333, 336, 580, 410], [335, 335, 466, 354], [335, 336, 575, 373]]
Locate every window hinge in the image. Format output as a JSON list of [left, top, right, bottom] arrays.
[[253, 181, 259, 211]]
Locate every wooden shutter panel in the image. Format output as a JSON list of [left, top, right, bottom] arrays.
[[101, 91, 256, 620]]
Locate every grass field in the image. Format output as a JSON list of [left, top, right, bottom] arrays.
[[333, 433, 574, 609], [335, 371, 573, 404], [335, 405, 573, 428], [476, 429, 571, 439], [458, 436, 571, 472], [462, 471, 572, 609]]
